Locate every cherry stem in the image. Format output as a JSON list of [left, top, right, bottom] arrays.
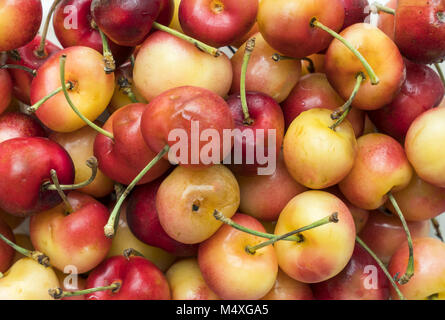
[[302, 57, 315, 73], [152, 22, 220, 57], [214, 210, 337, 246], [44, 157, 98, 192], [104, 145, 170, 239], [431, 218, 444, 242], [388, 192, 414, 284], [60, 55, 114, 140], [240, 37, 255, 125], [0, 64, 37, 76], [118, 77, 138, 103], [35, 0, 62, 58], [48, 282, 121, 300], [371, 3, 396, 15], [271, 53, 297, 62], [98, 28, 115, 74], [310, 18, 380, 85], [130, 55, 135, 69], [434, 63, 445, 88], [26, 85, 71, 113], [330, 72, 364, 131], [356, 236, 406, 300], [0, 233, 50, 267], [245, 213, 339, 254], [49, 169, 73, 214]]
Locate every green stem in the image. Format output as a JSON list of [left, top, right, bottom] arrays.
[[245, 213, 339, 254], [104, 145, 170, 238], [48, 282, 121, 299], [213, 210, 301, 242], [356, 236, 406, 300], [152, 22, 220, 57], [388, 192, 414, 284], [130, 55, 135, 69], [49, 169, 73, 214], [330, 72, 364, 131], [27, 86, 66, 113], [372, 3, 396, 15], [0, 64, 36, 76], [117, 77, 138, 103], [98, 28, 115, 74], [60, 55, 114, 140], [240, 37, 256, 125], [34, 0, 62, 58], [310, 18, 380, 85], [434, 63, 445, 88], [431, 218, 444, 242], [0, 233, 50, 267], [44, 157, 98, 191]]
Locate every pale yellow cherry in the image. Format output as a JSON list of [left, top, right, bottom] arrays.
[[166, 258, 220, 300], [0, 258, 59, 300]]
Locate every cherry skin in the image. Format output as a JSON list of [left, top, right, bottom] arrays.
[[91, 0, 162, 47], [53, 0, 134, 67], [50, 126, 114, 198], [274, 191, 356, 283], [339, 133, 413, 210], [0, 217, 15, 273], [6, 36, 61, 105], [198, 213, 278, 300], [257, 0, 345, 58], [133, 31, 232, 102], [394, 0, 445, 64], [389, 238, 445, 300], [386, 173, 445, 221], [283, 108, 357, 190], [126, 177, 198, 257], [339, 0, 369, 30], [226, 91, 285, 176], [0, 112, 46, 144], [262, 270, 314, 300], [358, 210, 430, 264], [230, 33, 302, 103], [377, 0, 397, 40], [157, 0, 175, 26], [405, 107, 445, 188], [0, 69, 12, 115], [166, 258, 220, 300], [0, 0, 42, 51], [178, 0, 258, 47], [156, 165, 240, 244], [30, 191, 112, 274], [0, 137, 74, 217], [30, 46, 115, 133], [368, 59, 444, 142], [107, 202, 175, 272], [140, 86, 234, 168], [235, 153, 307, 222], [85, 255, 171, 300], [325, 23, 406, 110], [312, 244, 390, 300], [94, 103, 170, 186], [281, 73, 365, 136]]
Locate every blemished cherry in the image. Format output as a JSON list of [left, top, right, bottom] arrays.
[[6, 36, 61, 105], [0, 0, 42, 52], [368, 59, 444, 142], [0, 137, 74, 217], [94, 103, 171, 186], [257, 0, 345, 59], [91, 0, 162, 47], [156, 165, 240, 244], [126, 177, 199, 257], [178, 0, 258, 48], [312, 244, 390, 300], [198, 213, 278, 300], [394, 0, 445, 64], [30, 191, 112, 274]]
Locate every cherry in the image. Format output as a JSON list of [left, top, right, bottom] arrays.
[[0, 112, 46, 144]]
